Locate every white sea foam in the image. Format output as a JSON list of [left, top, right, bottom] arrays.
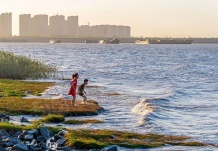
[[131, 99, 154, 116], [131, 99, 154, 125]]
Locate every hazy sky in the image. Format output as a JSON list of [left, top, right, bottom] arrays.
[[1, 0, 218, 37]]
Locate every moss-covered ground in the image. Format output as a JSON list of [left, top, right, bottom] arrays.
[[0, 79, 104, 116]]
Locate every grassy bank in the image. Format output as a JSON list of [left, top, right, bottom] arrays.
[[33, 114, 103, 125], [0, 79, 104, 116], [0, 51, 56, 79], [65, 129, 208, 149], [0, 122, 209, 149]]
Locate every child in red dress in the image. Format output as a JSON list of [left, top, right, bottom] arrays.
[[68, 73, 79, 107]]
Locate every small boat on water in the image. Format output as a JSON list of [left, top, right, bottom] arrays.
[[99, 39, 120, 44], [50, 40, 61, 44], [135, 39, 193, 44]]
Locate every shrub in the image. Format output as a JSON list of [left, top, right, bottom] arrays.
[[0, 51, 56, 79]]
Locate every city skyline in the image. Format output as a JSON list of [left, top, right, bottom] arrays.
[[1, 0, 218, 37], [15, 13, 131, 38]]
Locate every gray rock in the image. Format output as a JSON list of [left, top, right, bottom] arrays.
[[40, 142, 47, 150], [54, 134, 63, 141], [27, 144, 36, 151], [49, 131, 55, 137], [55, 139, 67, 147], [5, 137, 22, 147], [24, 134, 34, 141], [36, 136, 46, 143], [33, 144, 41, 151], [8, 130, 16, 137], [38, 127, 50, 138], [18, 135, 24, 141], [0, 113, 9, 122], [0, 145, 7, 151], [62, 146, 72, 151], [31, 139, 37, 145], [58, 130, 68, 136], [101, 145, 118, 151], [25, 90, 31, 95], [50, 138, 55, 143], [11, 143, 28, 151], [13, 131, 22, 137], [20, 117, 29, 123], [27, 130, 38, 138], [0, 129, 10, 138]]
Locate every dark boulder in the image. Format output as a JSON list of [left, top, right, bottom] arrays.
[[0, 129, 10, 139], [54, 134, 63, 141], [55, 139, 67, 147], [0, 145, 6, 151], [0, 113, 9, 122], [58, 130, 68, 136], [27, 144, 36, 151], [5, 137, 22, 147], [11, 143, 28, 151], [20, 117, 29, 123], [38, 127, 50, 138], [13, 131, 22, 137], [101, 145, 118, 151], [36, 136, 46, 143], [24, 134, 34, 141]]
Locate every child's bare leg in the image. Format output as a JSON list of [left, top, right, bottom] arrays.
[[72, 96, 76, 106], [82, 95, 87, 104]]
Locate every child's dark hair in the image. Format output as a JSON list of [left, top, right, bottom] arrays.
[[84, 79, 88, 82], [72, 73, 79, 79]]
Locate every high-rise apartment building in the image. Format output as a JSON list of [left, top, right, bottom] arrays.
[[0, 13, 12, 38], [49, 15, 66, 37], [67, 16, 78, 37], [20, 14, 48, 37], [19, 14, 31, 36], [78, 25, 131, 38], [32, 14, 48, 37]]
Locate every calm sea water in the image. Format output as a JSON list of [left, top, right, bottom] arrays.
[[1, 43, 218, 150]]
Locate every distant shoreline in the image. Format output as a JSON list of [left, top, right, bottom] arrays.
[[1, 37, 218, 43]]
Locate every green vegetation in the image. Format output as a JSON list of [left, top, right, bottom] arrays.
[[33, 114, 65, 125], [32, 114, 103, 125], [63, 119, 103, 124], [0, 79, 54, 97], [65, 129, 207, 149], [0, 51, 56, 79], [0, 79, 104, 116], [0, 122, 62, 134]]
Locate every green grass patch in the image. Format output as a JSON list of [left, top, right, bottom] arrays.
[[32, 114, 103, 125], [33, 114, 65, 125], [0, 79, 54, 97], [0, 79, 104, 116], [0, 51, 56, 80], [65, 129, 207, 149], [63, 119, 103, 124]]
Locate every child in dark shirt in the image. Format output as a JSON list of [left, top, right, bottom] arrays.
[[78, 79, 88, 104]]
